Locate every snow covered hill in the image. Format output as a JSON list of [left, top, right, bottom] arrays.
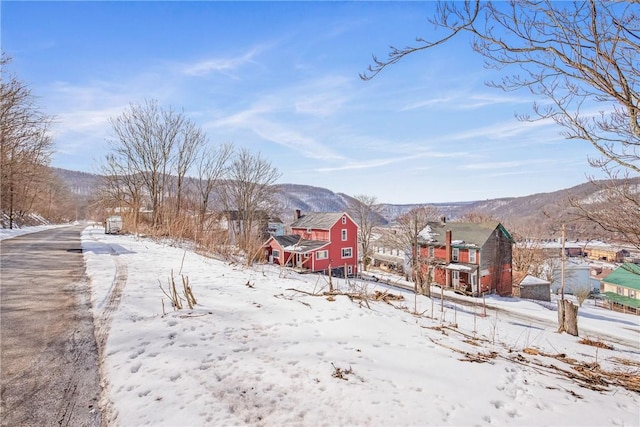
[[81, 226, 640, 426], [54, 167, 640, 238]]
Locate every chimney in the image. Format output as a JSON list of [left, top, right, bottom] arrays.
[[445, 230, 452, 264], [295, 209, 301, 220]]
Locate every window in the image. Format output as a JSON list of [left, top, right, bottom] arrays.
[[342, 216, 347, 224], [341, 229, 347, 241], [452, 248, 459, 262], [428, 246, 434, 258], [272, 249, 280, 258], [617, 286, 624, 295], [341, 247, 352, 258], [630, 290, 636, 299], [316, 250, 328, 260], [469, 249, 476, 263]]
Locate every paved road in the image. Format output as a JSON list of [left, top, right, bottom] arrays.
[[1, 225, 102, 427]]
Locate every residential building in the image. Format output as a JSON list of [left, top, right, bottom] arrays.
[[263, 211, 359, 277], [369, 227, 406, 273], [220, 210, 270, 245], [417, 220, 514, 296], [600, 263, 640, 314]]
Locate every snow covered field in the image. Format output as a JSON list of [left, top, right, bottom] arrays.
[[73, 225, 640, 426], [3, 224, 639, 425]]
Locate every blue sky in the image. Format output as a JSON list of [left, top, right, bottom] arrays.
[[3, 1, 606, 204]]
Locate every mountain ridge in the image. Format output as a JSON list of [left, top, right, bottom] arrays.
[[53, 167, 638, 233]]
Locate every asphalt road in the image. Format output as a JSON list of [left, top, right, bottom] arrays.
[[1, 225, 102, 427]]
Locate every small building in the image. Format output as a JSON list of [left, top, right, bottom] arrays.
[[600, 263, 640, 314], [513, 274, 551, 302], [584, 241, 627, 262], [263, 211, 359, 277]]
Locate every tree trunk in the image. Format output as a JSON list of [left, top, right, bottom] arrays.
[[557, 299, 579, 336]]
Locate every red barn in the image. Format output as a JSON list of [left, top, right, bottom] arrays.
[[264, 211, 359, 276], [417, 221, 514, 296]]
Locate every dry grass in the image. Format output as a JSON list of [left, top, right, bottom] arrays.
[[579, 338, 614, 350]]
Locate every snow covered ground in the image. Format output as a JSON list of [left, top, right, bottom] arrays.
[[4, 224, 637, 425], [75, 225, 640, 426]]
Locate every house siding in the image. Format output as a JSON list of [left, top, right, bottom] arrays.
[[328, 215, 358, 275], [515, 284, 551, 301]]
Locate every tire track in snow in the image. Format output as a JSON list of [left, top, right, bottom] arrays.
[[88, 229, 129, 425]]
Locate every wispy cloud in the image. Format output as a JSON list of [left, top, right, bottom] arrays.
[[311, 147, 472, 173], [459, 160, 526, 170], [312, 155, 416, 173], [295, 92, 346, 117], [401, 96, 455, 111], [401, 92, 529, 112], [208, 106, 343, 161], [458, 158, 558, 176], [442, 117, 557, 144], [180, 46, 264, 77]]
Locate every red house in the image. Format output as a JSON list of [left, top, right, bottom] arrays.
[[417, 220, 514, 296], [264, 211, 359, 276]]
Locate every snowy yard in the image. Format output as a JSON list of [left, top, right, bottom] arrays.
[[3, 224, 639, 425], [75, 225, 640, 426]]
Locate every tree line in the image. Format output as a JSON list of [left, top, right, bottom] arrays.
[[96, 99, 281, 262], [1, 54, 77, 228]]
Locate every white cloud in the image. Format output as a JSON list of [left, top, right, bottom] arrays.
[[180, 47, 263, 77], [208, 106, 343, 161], [459, 160, 525, 170], [401, 92, 529, 112]]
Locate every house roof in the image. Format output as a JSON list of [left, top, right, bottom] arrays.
[[445, 262, 478, 272], [602, 292, 640, 309], [602, 263, 640, 290], [418, 221, 514, 247], [291, 212, 347, 230], [272, 234, 303, 248], [271, 234, 330, 254]]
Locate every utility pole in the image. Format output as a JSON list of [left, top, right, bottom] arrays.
[[561, 223, 566, 302]]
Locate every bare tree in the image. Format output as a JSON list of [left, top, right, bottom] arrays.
[[393, 205, 441, 296], [568, 175, 640, 248], [98, 153, 145, 233], [103, 99, 206, 232], [173, 119, 205, 217], [194, 142, 234, 242], [459, 211, 500, 224], [512, 236, 546, 278], [362, 1, 639, 249], [220, 148, 281, 264], [1, 53, 55, 228], [348, 195, 384, 272]]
